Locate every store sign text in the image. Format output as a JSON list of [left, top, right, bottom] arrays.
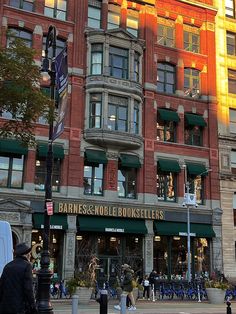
[[56, 203, 164, 220]]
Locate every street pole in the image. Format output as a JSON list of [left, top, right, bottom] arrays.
[[186, 193, 191, 282], [37, 25, 56, 314], [185, 181, 191, 283], [183, 167, 211, 283]]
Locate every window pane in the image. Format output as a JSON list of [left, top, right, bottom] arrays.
[[0, 170, 8, 187], [88, 6, 101, 28], [157, 63, 175, 93], [58, 0, 66, 10], [227, 33, 236, 55], [0, 157, 10, 170], [11, 171, 23, 188], [44, 7, 54, 17], [12, 157, 23, 170], [84, 164, 103, 195], [57, 10, 66, 20], [108, 12, 120, 29], [10, 0, 20, 7], [45, 0, 54, 8]]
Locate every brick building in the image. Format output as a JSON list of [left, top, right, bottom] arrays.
[[0, 0, 221, 282], [216, 0, 236, 280]]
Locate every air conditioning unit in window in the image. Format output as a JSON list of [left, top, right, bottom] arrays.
[[184, 193, 196, 206]]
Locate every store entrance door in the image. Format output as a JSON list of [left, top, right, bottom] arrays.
[[96, 257, 121, 287]]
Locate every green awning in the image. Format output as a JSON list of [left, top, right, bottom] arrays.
[[33, 213, 68, 230], [158, 159, 181, 173], [186, 163, 207, 176], [154, 221, 215, 237], [158, 108, 180, 122], [0, 139, 28, 155], [185, 113, 207, 127], [85, 149, 108, 164], [78, 216, 147, 234], [37, 143, 64, 159], [120, 154, 141, 168]]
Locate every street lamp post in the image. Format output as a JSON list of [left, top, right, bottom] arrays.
[[37, 25, 56, 314], [185, 181, 192, 283], [182, 167, 212, 283]]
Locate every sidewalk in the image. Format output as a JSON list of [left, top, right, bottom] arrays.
[[52, 298, 236, 314]]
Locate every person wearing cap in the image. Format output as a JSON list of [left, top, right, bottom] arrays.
[[114, 264, 137, 311], [0, 242, 38, 314]]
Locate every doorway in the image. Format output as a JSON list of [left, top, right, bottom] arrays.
[[96, 257, 121, 287]]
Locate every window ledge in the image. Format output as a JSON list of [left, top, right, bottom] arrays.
[[84, 128, 143, 149], [86, 75, 143, 97]]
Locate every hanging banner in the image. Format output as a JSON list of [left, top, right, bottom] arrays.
[[52, 45, 68, 141]]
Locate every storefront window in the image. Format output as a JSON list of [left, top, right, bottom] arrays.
[[125, 236, 142, 255], [75, 234, 96, 273], [171, 237, 187, 277], [31, 230, 63, 280], [153, 236, 169, 277], [97, 235, 121, 256], [193, 238, 210, 275], [153, 236, 211, 280]]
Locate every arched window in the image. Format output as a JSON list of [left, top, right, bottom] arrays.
[[7, 28, 32, 48]]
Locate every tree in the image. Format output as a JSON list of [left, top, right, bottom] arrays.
[[0, 38, 53, 146]]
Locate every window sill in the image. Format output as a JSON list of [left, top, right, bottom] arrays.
[[84, 128, 143, 149]]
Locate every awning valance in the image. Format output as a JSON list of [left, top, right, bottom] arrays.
[[33, 213, 68, 230], [119, 154, 141, 168], [154, 221, 215, 237], [157, 108, 180, 123], [158, 159, 181, 173], [0, 139, 28, 155], [85, 149, 108, 164], [37, 143, 64, 159], [78, 216, 147, 234], [186, 163, 207, 176], [185, 113, 207, 127]]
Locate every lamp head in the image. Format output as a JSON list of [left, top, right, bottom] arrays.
[[41, 58, 50, 82]]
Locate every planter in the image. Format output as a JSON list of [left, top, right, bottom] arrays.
[[206, 288, 225, 304], [75, 286, 93, 304]]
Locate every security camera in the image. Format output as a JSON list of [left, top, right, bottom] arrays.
[[195, 203, 198, 208], [182, 202, 186, 207]]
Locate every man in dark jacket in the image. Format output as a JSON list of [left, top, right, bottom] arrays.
[[0, 242, 37, 314]]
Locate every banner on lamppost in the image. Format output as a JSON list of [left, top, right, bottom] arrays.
[[52, 45, 68, 141]]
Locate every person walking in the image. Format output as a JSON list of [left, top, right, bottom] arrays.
[[114, 264, 137, 311], [0, 242, 38, 314], [142, 275, 150, 300]]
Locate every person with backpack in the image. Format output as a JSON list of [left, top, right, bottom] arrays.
[[114, 264, 137, 311]]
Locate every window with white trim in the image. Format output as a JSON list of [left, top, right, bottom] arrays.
[[44, 0, 67, 21]]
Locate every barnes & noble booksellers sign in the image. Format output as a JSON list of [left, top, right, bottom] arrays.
[[55, 202, 164, 220]]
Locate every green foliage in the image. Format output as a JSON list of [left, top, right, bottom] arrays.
[[0, 36, 53, 146], [65, 278, 78, 296], [205, 272, 231, 290], [205, 279, 231, 290]]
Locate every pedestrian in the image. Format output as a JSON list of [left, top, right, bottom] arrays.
[[114, 264, 137, 311], [0, 242, 38, 314], [59, 280, 66, 298], [148, 269, 157, 298], [142, 275, 150, 300]]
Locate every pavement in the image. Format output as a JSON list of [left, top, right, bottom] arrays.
[[51, 298, 236, 314]]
